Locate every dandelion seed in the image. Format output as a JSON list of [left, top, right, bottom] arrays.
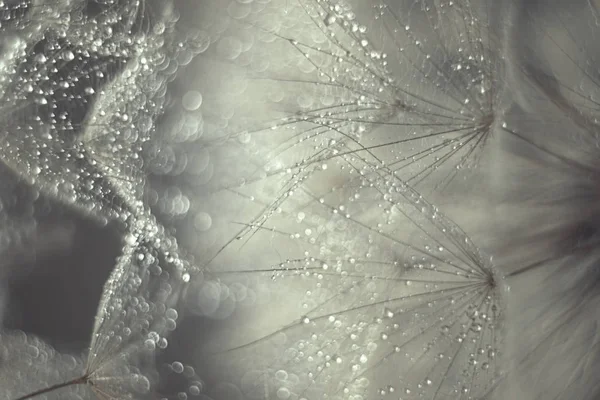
[[11, 217, 196, 399], [1, 0, 207, 399], [194, 0, 506, 218]]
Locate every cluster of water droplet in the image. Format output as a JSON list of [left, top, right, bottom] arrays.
[[0, 331, 89, 399], [0, 0, 211, 226]]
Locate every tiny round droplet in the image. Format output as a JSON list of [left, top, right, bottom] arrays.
[[172, 361, 184, 373], [182, 90, 203, 111]]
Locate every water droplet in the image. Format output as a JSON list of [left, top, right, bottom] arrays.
[[182, 90, 203, 111]]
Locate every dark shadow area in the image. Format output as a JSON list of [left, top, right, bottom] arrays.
[[4, 204, 122, 353]]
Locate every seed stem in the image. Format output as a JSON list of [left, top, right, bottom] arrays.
[[507, 240, 599, 278], [13, 375, 89, 400]]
